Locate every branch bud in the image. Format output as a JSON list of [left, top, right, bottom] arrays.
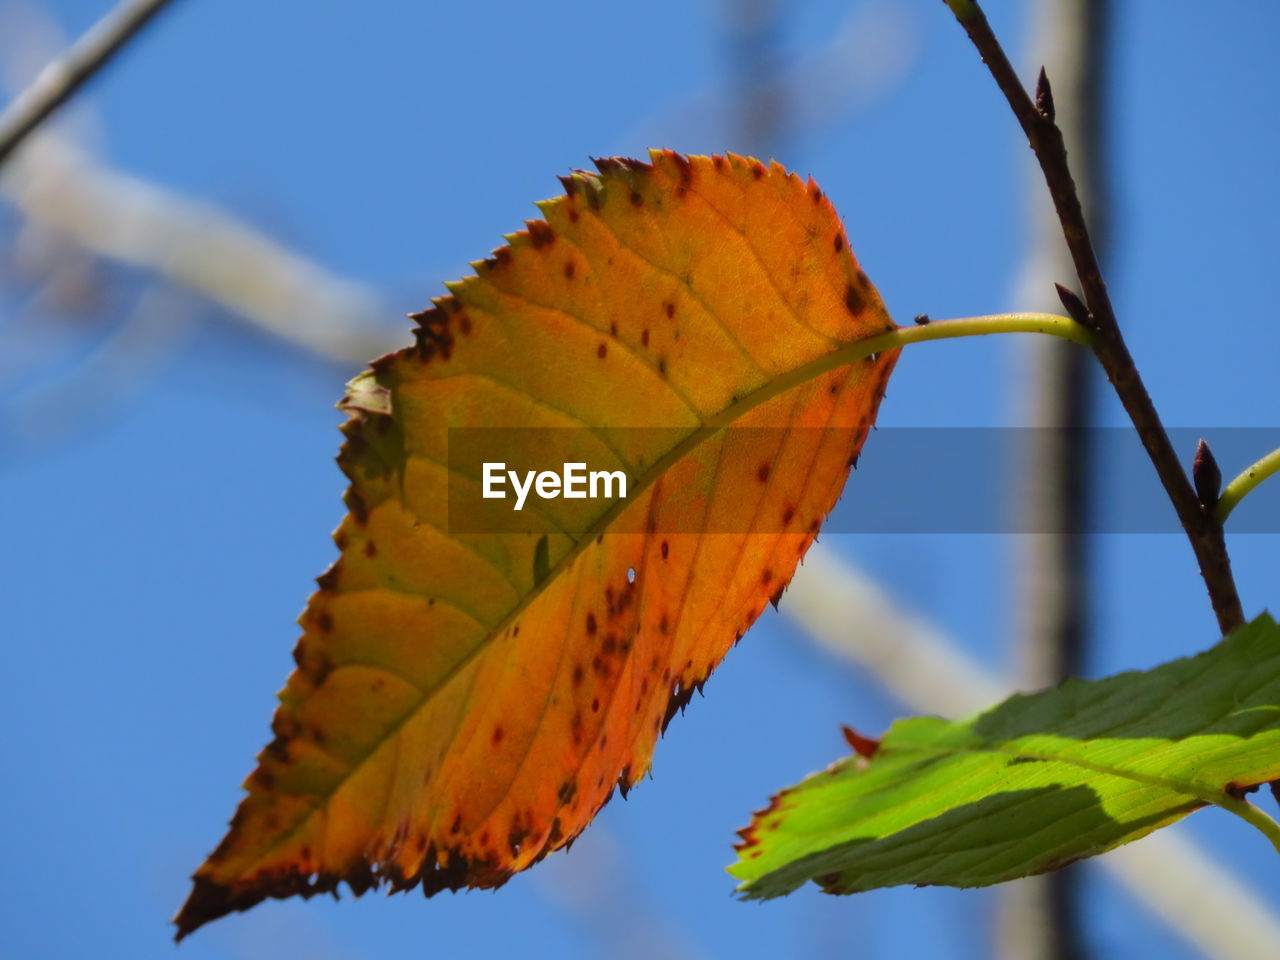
[[1193, 439, 1223, 512], [1035, 67, 1056, 122], [1054, 283, 1092, 327]]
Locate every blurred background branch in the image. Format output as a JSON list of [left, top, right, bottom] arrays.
[[1, 135, 396, 365], [1004, 1, 1111, 957]]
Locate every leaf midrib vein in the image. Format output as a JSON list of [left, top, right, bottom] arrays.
[[227, 324, 903, 883]]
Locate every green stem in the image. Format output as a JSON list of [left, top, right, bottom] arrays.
[[1216, 446, 1280, 524], [891, 313, 1092, 348], [707, 312, 1090, 429], [1219, 794, 1280, 856]]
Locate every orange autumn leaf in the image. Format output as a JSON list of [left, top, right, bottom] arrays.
[[175, 150, 899, 938]]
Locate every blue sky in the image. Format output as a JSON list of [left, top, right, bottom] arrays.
[[2, 2, 1278, 959]]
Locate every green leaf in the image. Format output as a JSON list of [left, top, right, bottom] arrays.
[[731, 613, 1280, 899]]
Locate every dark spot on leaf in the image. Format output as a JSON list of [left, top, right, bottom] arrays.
[[491, 725, 504, 746], [671, 151, 693, 186], [834, 233, 844, 253], [597, 343, 607, 359], [757, 463, 770, 483], [845, 282, 865, 315], [564, 260, 575, 280], [345, 489, 369, 524], [527, 221, 555, 249]]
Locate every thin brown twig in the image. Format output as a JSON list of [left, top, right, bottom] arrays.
[[942, 0, 1245, 634], [0, 0, 181, 168]]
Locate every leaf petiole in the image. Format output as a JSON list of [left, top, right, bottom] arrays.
[[702, 313, 1090, 433], [1218, 792, 1280, 856], [1216, 446, 1280, 525], [887, 312, 1093, 349]]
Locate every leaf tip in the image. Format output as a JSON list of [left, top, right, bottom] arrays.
[[172, 875, 247, 943], [841, 724, 881, 758]]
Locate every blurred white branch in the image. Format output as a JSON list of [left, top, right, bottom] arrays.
[[783, 543, 1280, 960], [1, 136, 397, 367]]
